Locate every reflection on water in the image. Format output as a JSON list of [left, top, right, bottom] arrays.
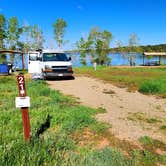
[[70, 53, 166, 67]]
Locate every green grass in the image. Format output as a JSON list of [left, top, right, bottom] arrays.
[[74, 66, 166, 97], [160, 125, 166, 130], [139, 136, 166, 152], [0, 75, 166, 165], [139, 79, 166, 94]]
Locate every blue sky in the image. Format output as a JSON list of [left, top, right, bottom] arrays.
[[0, 0, 166, 49]]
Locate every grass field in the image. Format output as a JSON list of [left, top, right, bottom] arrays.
[[0, 75, 166, 165], [74, 66, 166, 97]]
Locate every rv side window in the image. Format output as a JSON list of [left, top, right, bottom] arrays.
[[29, 53, 38, 61]]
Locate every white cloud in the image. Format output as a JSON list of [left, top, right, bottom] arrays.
[[77, 5, 84, 11]]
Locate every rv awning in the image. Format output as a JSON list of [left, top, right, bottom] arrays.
[[0, 50, 24, 54]]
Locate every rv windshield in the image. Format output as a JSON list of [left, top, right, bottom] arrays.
[[43, 53, 69, 62]]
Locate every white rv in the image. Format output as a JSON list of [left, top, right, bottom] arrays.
[[28, 50, 73, 79]]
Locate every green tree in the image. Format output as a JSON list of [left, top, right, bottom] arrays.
[[89, 27, 112, 65], [76, 27, 112, 66], [0, 14, 6, 49], [16, 25, 31, 52], [53, 18, 67, 49], [7, 17, 22, 50], [76, 37, 93, 65]]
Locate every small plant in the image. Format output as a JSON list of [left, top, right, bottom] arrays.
[[160, 125, 166, 130], [127, 112, 146, 122], [146, 118, 162, 124], [159, 125, 166, 135], [127, 112, 162, 125], [102, 89, 115, 94], [139, 136, 153, 146], [96, 107, 107, 113], [139, 136, 166, 152]]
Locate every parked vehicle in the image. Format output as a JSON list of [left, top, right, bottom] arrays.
[[28, 50, 73, 79]]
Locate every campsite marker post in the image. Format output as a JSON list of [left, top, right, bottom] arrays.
[[16, 74, 31, 142]]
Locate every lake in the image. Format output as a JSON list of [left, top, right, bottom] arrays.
[[70, 53, 166, 67]]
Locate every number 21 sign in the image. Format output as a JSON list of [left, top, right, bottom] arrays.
[[17, 74, 26, 97]]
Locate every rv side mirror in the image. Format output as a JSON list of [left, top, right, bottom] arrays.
[[68, 57, 72, 61], [37, 57, 42, 61]]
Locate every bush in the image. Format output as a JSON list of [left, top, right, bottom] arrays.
[[139, 79, 166, 94]]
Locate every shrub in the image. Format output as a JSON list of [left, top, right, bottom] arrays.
[[139, 79, 166, 94]]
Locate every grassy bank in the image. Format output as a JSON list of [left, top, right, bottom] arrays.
[[0, 75, 166, 165], [74, 66, 166, 97]]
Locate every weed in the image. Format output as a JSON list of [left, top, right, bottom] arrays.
[[160, 125, 166, 130], [96, 107, 107, 113], [131, 149, 166, 166], [159, 125, 166, 135], [90, 122, 111, 134], [127, 112, 162, 125], [146, 118, 162, 123], [102, 89, 115, 94], [127, 112, 146, 122], [139, 136, 166, 152], [155, 105, 161, 110]]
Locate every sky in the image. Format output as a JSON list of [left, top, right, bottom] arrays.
[[0, 0, 166, 50]]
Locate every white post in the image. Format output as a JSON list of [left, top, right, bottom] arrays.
[[93, 62, 97, 71]]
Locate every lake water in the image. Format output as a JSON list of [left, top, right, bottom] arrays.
[[70, 53, 166, 67]]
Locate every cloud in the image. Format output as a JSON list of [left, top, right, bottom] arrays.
[[77, 5, 84, 11], [0, 8, 3, 12]]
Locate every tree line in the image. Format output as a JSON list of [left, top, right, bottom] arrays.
[[110, 44, 166, 53], [0, 15, 45, 51], [1, 14, 165, 66], [0, 14, 69, 52]]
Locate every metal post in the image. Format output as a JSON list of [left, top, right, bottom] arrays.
[[22, 53, 25, 70]]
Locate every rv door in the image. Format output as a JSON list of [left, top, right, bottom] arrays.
[[28, 52, 42, 73]]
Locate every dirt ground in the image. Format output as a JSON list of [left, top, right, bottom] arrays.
[[48, 76, 166, 144]]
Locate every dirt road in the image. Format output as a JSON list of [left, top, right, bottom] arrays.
[[48, 77, 166, 144]]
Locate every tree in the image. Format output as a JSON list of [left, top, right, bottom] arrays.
[[30, 25, 45, 50], [53, 18, 67, 49], [128, 33, 139, 66], [0, 14, 6, 48], [7, 17, 23, 50], [18, 24, 45, 52], [89, 27, 112, 65], [76, 27, 112, 66], [76, 37, 92, 65]]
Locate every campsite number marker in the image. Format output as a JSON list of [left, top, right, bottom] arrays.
[[16, 74, 31, 142]]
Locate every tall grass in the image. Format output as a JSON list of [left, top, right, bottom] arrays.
[[139, 79, 166, 94]]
